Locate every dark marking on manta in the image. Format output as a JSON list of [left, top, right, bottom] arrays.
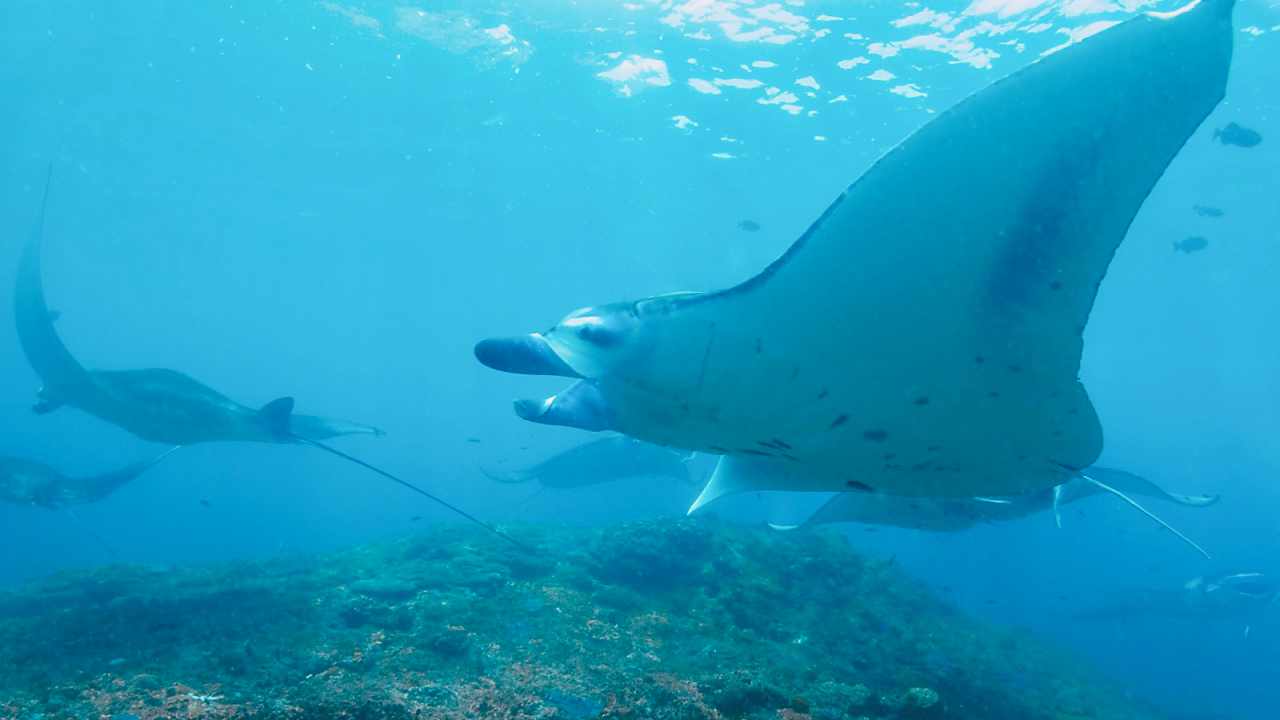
[[926, 445, 941, 452], [1008, 365, 1023, 374], [709, 445, 728, 453], [1050, 281, 1063, 291], [790, 367, 800, 380], [754, 338, 763, 355], [883, 452, 897, 460], [913, 396, 930, 406], [846, 480, 873, 491], [739, 448, 774, 457], [816, 388, 829, 399], [862, 430, 889, 442], [975, 356, 986, 365], [988, 391, 1000, 399], [829, 414, 849, 429]]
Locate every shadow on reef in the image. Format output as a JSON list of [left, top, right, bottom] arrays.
[[0, 519, 1163, 720]]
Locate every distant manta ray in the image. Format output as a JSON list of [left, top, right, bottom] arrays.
[[14, 185, 381, 446], [479, 435, 694, 489], [0, 447, 178, 509], [14, 170, 525, 550]]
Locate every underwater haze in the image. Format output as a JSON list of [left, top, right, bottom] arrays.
[[2, 1, 1278, 718]]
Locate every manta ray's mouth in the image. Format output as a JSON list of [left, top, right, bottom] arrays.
[[474, 334, 581, 378]]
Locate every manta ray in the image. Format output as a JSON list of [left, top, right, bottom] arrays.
[[770, 467, 1219, 556], [479, 435, 693, 489], [0, 448, 177, 510], [15, 173, 523, 549], [14, 184, 382, 446], [1075, 572, 1279, 637], [476, 1, 1237, 512]]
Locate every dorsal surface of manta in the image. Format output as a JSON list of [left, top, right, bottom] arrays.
[[480, 435, 691, 489], [0, 448, 177, 510], [477, 0, 1237, 510], [13, 181, 383, 447], [775, 467, 1219, 533]]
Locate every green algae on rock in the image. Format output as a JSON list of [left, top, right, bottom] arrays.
[[0, 519, 1163, 720]]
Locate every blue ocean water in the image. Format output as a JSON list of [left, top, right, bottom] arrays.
[[1, 1, 1277, 718]]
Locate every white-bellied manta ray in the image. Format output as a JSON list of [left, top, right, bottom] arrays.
[[15, 171, 526, 550], [475, 1, 1237, 517]]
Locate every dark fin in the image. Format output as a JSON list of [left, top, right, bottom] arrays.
[[294, 435, 533, 553], [14, 164, 94, 397], [258, 396, 295, 439]]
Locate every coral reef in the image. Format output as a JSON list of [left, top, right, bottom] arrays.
[[0, 519, 1161, 719]]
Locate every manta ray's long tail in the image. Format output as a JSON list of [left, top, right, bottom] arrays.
[[74, 446, 183, 504], [295, 435, 532, 552], [1078, 470, 1212, 560], [14, 165, 94, 403]]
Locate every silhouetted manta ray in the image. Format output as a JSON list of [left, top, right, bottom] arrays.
[[0, 448, 178, 509], [15, 171, 524, 549], [14, 192, 381, 446], [476, 1, 1237, 515]]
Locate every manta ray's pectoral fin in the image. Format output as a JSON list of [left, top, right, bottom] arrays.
[[688, 456, 846, 515], [258, 396, 296, 440], [1069, 467, 1212, 560], [1085, 466, 1221, 507]]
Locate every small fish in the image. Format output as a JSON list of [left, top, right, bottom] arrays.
[[1173, 236, 1208, 254], [199, 499, 211, 508], [466, 437, 482, 444], [1192, 205, 1224, 218], [1213, 122, 1263, 148], [737, 219, 761, 232]]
